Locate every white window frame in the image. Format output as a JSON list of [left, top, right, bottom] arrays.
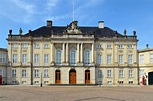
[[84, 49, 90, 65], [34, 69, 39, 77], [12, 43, 18, 48], [127, 44, 132, 49], [0, 53, 6, 63], [97, 54, 102, 64], [34, 44, 40, 49], [22, 43, 28, 48], [150, 54, 153, 63], [34, 54, 39, 64], [22, 54, 27, 64], [12, 69, 16, 77], [97, 44, 102, 49], [128, 54, 133, 64], [22, 69, 26, 77], [44, 69, 48, 78], [70, 49, 76, 65], [118, 44, 123, 49], [107, 54, 112, 64], [44, 54, 49, 64], [119, 70, 124, 78], [107, 70, 112, 78], [140, 55, 144, 64], [107, 45, 111, 48], [129, 70, 133, 78], [0, 69, 6, 77], [44, 44, 49, 48], [56, 49, 62, 65], [12, 54, 18, 63], [118, 54, 123, 64]]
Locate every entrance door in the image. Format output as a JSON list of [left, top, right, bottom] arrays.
[[85, 70, 90, 84], [55, 70, 61, 84], [0, 75, 2, 85], [69, 69, 76, 84], [148, 72, 153, 85]]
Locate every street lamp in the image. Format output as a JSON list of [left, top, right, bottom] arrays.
[[40, 73, 42, 87]]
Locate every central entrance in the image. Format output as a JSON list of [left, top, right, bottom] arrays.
[[85, 70, 90, 84], [148, 72, 153, 85], [55, 70, 61, 84], [69, 69, 76, 84]]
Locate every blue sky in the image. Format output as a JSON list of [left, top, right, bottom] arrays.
[[0, 0, 153, 49]]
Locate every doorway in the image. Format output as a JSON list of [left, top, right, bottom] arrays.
[[85, 70, 90, 84], [148, 72, 153, 85], [55, 70, 61, 84], [69, 69, 76, 84]]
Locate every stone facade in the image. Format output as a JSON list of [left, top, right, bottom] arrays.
[[6, 21, 139, 85], [138, 45, 153, 85]]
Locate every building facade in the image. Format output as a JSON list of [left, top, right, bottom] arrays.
[[138, 45, 153, 85], [0, 48, 7, 84], [6, 21, 139, 85]]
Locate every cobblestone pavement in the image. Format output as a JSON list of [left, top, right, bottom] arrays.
[[0, 85, 153, 101]]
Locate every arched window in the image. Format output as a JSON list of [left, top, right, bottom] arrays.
[[84, 49, 90, 65], [56, 49, 61, 65], [70, 49, 76, 65]]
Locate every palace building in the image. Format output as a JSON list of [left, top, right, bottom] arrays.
[[6, 20, 139, 85], [138, 44, 153, 85]]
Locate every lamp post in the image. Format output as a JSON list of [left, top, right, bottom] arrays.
[[40, 73, 42, 87]]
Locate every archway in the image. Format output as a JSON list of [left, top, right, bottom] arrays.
[[69, 69, 76, 84], [148, 72, 153, 85], [85, 70, 90, 84], [55, 70, 61, 84]]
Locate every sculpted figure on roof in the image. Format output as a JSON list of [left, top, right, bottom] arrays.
[[66, 21, 82, 34]]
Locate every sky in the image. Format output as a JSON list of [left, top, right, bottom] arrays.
[[0, 0, 153, 49]]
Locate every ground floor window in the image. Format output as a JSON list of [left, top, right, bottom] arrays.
[[34, 81, 39, 84], [129, 81, 133, 84], [44, 81, 49, 84], [119, 81, 124, 84], [22, 81, 26, 84], [107, 81, 112, 85]]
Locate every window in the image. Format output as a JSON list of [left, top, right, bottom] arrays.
[[34, 44, 40, 48], [12, 43, 18, 48], [0, 53, 6, 63], [140, 55, 144, 64], [34, 81, 39, 84], [0, 69, 6, 77], [12, 81, 17, 84], [129, 81, 133, 84], [118, 45, 123, 49], [128, 55, 133, 64], [22, 43, 28, 48], [97, 54, 102, 64], [107, 55, 112, 64], [44, 69, 48, 77], [119, 81, 124, 84], [97, 44, 102, 48], [127, 45, 132, 49], [56, 49, 62, 65], [119, 55, 123, 64], [44, 44, 49, 48], [12, 54, 17, 63], [22, 81, 26, 84], [107, 70, 112, 78], [129, 70, 133, 78], [44, 81, 49, 84], [34, 54, 39, 64], [98, 70, 102, 78], [70, 49, 76, 65], [84, 49, 90, 65], [22, 54, 27, 64], [139, 70, 144, 78], [107, 81, 112, 85], [34, 69, 39, 77], [22, 69, 26, 77], [150, 54, 153, 63], [119, 70, 124, 78], [12, 69, 16, 77], [107, 45, 111, 48], [44, 54, 49, 64]]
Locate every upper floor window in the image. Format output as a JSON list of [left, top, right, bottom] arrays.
[[12, 54, 17, 63], [44, 54, 49, 64], [118, 45, 123, 49], [97, 70, 102, 78], [22, 54, 27, 64], [129, 70, 133, 78], [107, 45, 111, 48], [34, 69, 39, 77], [12, 43, 18, 48], [119, 70, 124, 78], [140, 55, 144, 64], [107, 70, 112, 78], [22, 43, 28, 48], [127, 44, 132, 49], [97, 54, 102, 64], [97, 44, 102, 49], [22, 69, 26, 77], [34, 54, 39, 64], [0, 69, 6, 77], [107, 54, 112, 64], [34, 44, 40, 49], [70, 49, 76, 65], [118, 55, 123, 64], [12, 69, 16, 77], [56, 49, 62, 65], [150, 54, 153, 63], [0, 53, 6, 63], [44, 69, 49, 77], [84, 49, 90, 65], [128, 54, 133, 64], [44, 44, 49, 48]]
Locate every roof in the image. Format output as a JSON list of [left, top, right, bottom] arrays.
[[0, 48, 7, 52], [24, 22, 124, 38]]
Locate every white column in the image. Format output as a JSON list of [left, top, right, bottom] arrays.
[[91, 43, 94, 63], [77, 43, 80, 63], [66, 43, 69, 63], [80, 43, 83, 63], [62, 43, 65, 63]]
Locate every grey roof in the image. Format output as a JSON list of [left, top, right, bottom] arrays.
[[25, 26, 124, 38]]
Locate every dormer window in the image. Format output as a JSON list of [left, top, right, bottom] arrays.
[[97, 44, 102, 49], [34, 44, 40, 49], [22, 43, 28, 48], [107, 45, 111, 48], [12, 43, 18, 48], [127, 45, 132, 49], [44, 44, 49, 48], [118, 45, 123, 49]]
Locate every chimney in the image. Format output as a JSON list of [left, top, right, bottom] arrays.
[[46, 20, 52, 27], [98, 21, 104, 28], [146, 44, 149, 49]]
